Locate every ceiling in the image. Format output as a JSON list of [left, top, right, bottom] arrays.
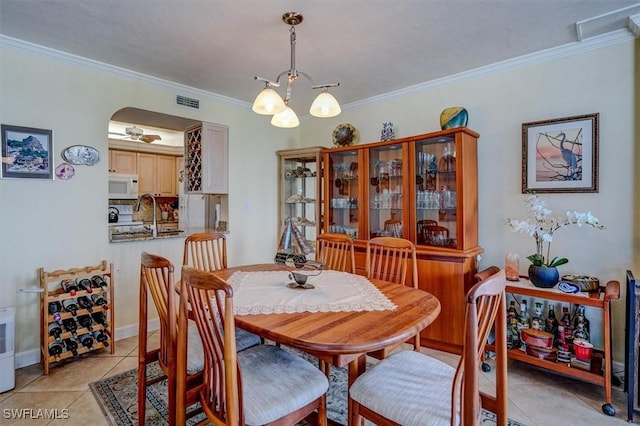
[[1, 1, 639, 130]]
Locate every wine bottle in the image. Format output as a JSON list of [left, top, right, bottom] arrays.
[[516, 300, 530, 350], [64, 338, 79, 356], [77, 278, 93, 294], [91, 312, 109, 330], [545, 305, 559, 344], [48, 322, 63, 343], [62, 318, 78, 339], [62, 298, 79, 317], [77, 314, 94, 331], [531, 302, 545, 331], [506, 301, 519, 349], [79, 333, 94, 350], [48, 301, 62, 315], [91, 275, 108, 289], [52, 312, 63, 325], [60, 279, 79, 295], [91, 293, 108, 308], [93, 330, 110, 347], [48, 343, 64, 360], [77, 296, 94, 313]]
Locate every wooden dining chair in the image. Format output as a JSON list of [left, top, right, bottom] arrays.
[[416, 219, 438, 244], [365, 237, 420, 357], [183, 232, 227, 271], [138, 252, 203, 425], [177, 265, 329, 426], [183, 231, 262, 350], [349, 268, 508, 426], [316, 232, 356, 273]]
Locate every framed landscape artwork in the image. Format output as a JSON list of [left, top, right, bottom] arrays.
[[522, 113, 599, 193], [1, 124, 54, 180]]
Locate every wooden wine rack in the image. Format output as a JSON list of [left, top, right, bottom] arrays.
[[39, 260, 115, 374]]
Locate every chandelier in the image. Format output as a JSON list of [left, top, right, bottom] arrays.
[[252, 12, 341, 128]]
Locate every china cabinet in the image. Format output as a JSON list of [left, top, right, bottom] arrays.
[[322, 127, 482, 352], [277, 147, 324, 258]]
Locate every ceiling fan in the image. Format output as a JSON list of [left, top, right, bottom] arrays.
[[109, 125, 162, 143]]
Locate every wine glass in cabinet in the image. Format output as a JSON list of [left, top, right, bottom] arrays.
[[324, 148, 361, 239], [366, 142, 409, 239], [411, 130, 478, 251]]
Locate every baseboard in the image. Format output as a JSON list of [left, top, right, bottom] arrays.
[[14, 319, 160, 369]]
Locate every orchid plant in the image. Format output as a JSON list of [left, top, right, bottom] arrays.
[[505, 193, 604, 267]]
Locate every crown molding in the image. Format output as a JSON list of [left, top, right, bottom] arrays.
[[1, 30, 634, 115], [0, 35, 250, 110], [343, 29, 635, 111]]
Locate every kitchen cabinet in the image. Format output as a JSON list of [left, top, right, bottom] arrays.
[[277, 147, 323, 257], [138, 153, 177, 196], [39, 260, 115, 375], [185, 122, 228, 194], [108, 149, 137, 174], [322, 127, 482, 353]]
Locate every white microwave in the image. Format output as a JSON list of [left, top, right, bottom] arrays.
[[108, 173, 139, 199]]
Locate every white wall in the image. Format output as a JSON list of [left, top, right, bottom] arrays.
[[1, 34, 637, 366], [0, 43, 300, 366], [302, 37, 637, 362]]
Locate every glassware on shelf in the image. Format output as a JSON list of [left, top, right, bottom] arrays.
[[505, 252, 520, 281]]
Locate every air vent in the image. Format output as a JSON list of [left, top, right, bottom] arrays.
[[176, 95, 200, 109]]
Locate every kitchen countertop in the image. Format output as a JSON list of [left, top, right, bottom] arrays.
[[108, 226, 223, 243]]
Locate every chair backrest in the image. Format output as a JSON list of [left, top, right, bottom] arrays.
[[179, 265, 241, 425], [452, 268, 506, 425], [183, 232, 228, 271], [366, 237, 418, 287], [416, 219, 438, 244], [140, 252, 176, 368], [473, 265, 501, 283], [424, 225, 450, 246], [316, 233, 356, 273]]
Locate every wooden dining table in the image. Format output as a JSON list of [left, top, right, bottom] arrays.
[[178, 263, 441, 426]]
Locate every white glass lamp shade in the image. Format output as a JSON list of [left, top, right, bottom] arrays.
[[309, 91, 341, 118], [271, 106, 300, 128], [252, 87, 286, 115]]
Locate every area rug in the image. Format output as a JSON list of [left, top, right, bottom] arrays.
[[90, 349, 524, 425]]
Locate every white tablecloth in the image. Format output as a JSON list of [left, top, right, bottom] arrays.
[[227, 270, 397, 315]]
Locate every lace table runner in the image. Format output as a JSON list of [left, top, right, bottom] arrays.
[[228, 270, 397, 315]]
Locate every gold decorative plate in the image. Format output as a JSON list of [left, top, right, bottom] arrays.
[[332, 123, 357, 147]]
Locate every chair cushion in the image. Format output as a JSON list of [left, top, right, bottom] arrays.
[[186, 325, 260, 375], [350, 350, 456, 426], [235, 326, 261, 352], [239, 345, 329, 425]]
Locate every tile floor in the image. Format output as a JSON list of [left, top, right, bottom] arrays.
[[0, 333, 633, 425]]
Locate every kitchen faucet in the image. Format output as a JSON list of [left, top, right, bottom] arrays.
[[135, 193, 157, 237]]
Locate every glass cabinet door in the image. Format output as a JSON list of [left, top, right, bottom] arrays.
[[326, 150, 360, 239], [278, 148, 322, 257], [367, 143, 407, 239], [414, 135, 458, 248]]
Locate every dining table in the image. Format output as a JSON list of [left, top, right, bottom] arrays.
[[177, 263, 441, 426]]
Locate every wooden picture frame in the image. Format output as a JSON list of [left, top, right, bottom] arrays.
[[522, 113, 599, 193], [1, 124, 54, 180]]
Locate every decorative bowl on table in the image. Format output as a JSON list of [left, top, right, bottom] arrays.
[[573, 339, 593, 361], [526, 344, 557, 361], [520, 328, 554, 348], [560, 274, 599, 292]]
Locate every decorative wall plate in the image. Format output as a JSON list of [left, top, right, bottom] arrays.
[[62, 145, 101, 166], [55, 162, 75, 180], [332, 123, 357, 147]]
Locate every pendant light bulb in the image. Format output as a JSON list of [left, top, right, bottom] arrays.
[[252, 86, 286, 115], [271, 106, 300, 128], [309, 90, 341, 118]]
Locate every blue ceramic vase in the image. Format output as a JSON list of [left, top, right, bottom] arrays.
[[528, 265, 559, 288], [439, 107, 468, 130]]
